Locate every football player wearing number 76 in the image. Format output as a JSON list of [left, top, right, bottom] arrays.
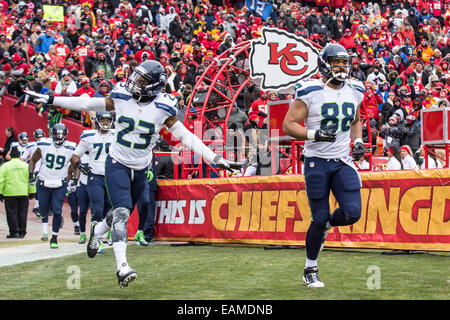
[[25, 60, 242, 288], [282, 44, 366, 288]]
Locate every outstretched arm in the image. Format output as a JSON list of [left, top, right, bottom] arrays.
[[164, 116, 242, 171], [24, 90, 115, 112]]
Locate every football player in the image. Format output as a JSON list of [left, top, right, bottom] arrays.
[[21, 129, 45, 217], [70, 112, 115, 249], [28, 123, 77, 249], [25, 60, 241, 287], [282, 44, 366, 288], [7, 131, 29, 160]]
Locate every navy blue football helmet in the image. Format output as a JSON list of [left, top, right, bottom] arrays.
[[95, 111, 114, 131], [33, 128, 45, 141], [125, 60, 168, 103], [318, 44, 351, 82], [52, 123, 68, 147], [18, 132, 29, 146]]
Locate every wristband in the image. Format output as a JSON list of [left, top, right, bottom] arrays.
[[354, 138, 363, 145], [306, 130, 317, 140]]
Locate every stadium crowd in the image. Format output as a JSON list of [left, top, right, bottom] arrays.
[[0, 0, 449, 173]]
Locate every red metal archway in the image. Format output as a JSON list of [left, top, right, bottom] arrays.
[[181, 40, 373, 178]]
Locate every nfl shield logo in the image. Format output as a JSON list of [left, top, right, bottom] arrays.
[[310, 162, 315, 168]]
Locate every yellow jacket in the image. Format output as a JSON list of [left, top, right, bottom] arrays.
[[0, 158, 36, 197]]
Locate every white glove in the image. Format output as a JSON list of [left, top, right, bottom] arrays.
[[67, 179, 78, 194], [24, 90, 53, 104], [214, 155, 243, 172]]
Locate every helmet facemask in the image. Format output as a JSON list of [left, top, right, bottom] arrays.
[[125, 66, 167, 103], [96, 115, 113, 132], [327, 56, 351, 83], [52, 130, 66, 147]]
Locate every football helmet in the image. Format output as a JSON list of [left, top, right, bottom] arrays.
[[125, 60, 168, 103], [33, 128, 45, 141], [51, 123, 68, 147], [318, 44, 351, 82], [18, 132, 29, 146], [95, 111, 114, 131]]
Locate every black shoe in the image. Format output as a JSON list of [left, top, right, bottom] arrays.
[[18, 233, 25, 238], [87, 221, 99, 258], [74, 225, 80, 235], [303, 267, 324, 288], [116, 268, 137, 288], [6, 233, 19, 239], [32, 207, 40, 218]]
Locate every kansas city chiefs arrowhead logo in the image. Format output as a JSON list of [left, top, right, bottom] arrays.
[[250, 27, 319, 91]]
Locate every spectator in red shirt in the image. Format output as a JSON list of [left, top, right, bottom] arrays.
[[362, 81, 383, 122], [249, 90, 269, 129], [339, 28, 356, 50]]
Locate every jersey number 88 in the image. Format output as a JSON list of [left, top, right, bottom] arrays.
[[320, 102, 355, 132]]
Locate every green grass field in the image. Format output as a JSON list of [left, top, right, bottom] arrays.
[[0, 243, 449, 300]]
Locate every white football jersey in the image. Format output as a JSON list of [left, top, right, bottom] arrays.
[[74, 129, 115, 176], [79, 153, 90, 185], [37, 139, 77, 181], [21, 141, 37, 162], [11, 142, 28, 158], [294, 78, 365, 159], [108, 82, 177, 170]]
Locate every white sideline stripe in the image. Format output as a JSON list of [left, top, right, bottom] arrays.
[[0, 243, 88, 267]]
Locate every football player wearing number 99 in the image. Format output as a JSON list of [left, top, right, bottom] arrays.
[[29, 123, 77, 249], [25, 60, 242, 288], [282, 44, 366, 288]]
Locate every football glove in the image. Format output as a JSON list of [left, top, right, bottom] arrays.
[[314, 126, 337, 142], [67, 179, 78, 194], [80, 163, 92, 176], [352, 141, 365, 161], [214, 155, 243, 172], [29, 172, 36, 185]]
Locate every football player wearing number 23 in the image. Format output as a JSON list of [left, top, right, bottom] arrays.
[[283, 44, 366, 288], [25, 60, 242, 288]]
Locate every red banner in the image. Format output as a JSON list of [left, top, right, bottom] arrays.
[[147, 170, 450, 251]]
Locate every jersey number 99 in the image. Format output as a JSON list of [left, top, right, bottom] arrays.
[[45, 154, 66, 170]]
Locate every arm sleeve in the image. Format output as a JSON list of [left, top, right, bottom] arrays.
[[73, 139, 88, 157], [52, 96, 106, 112], [168, 121, 218, 163]]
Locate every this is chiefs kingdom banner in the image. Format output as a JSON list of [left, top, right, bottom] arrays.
[[146, 170, 450, 252]]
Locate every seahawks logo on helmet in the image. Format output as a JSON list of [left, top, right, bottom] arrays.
[[125, 60, 168, 103], [318, 44, 351, 82], [51, 123, 68, 147]]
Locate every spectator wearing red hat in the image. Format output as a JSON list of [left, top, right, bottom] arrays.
[[339, 28, 356, 50], [362, 81, 383, 122], [11, 52, 30, 75]]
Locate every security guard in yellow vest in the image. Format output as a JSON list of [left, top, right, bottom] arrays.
[[0, 146, 36, 238]]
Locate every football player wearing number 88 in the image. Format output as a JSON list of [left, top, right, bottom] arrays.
[[28, 123, 77, 249], [25, 60, 242, 288], [283, 44, 366, 288]]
